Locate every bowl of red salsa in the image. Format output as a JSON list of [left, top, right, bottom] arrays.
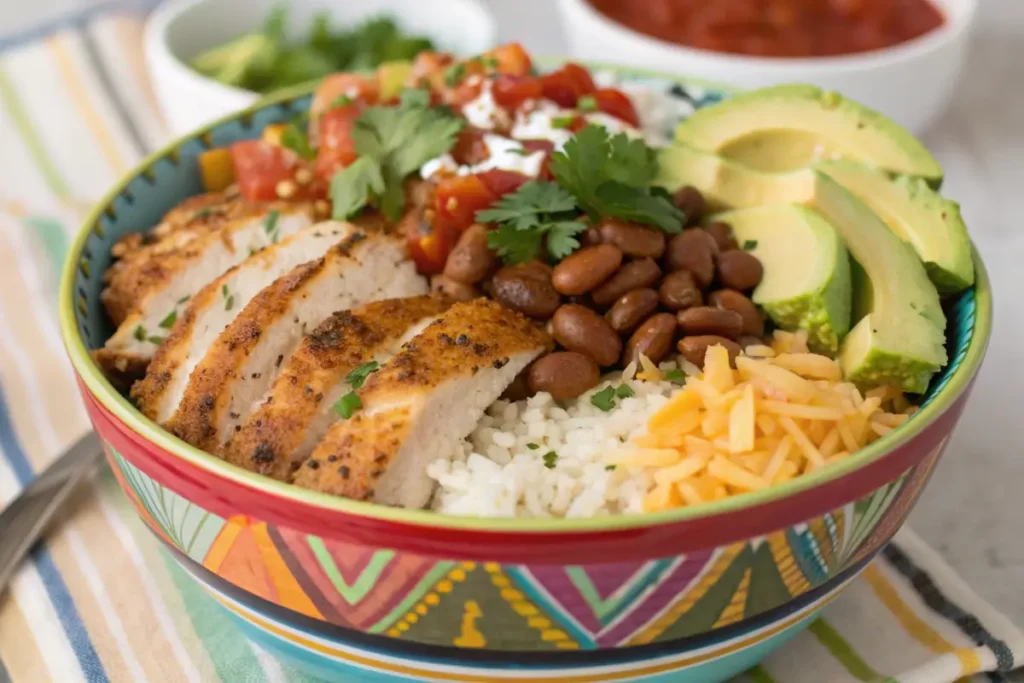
[[556, 0, 977, 133]]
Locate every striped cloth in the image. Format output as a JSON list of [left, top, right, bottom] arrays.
[[0, 9, 1022, 683]]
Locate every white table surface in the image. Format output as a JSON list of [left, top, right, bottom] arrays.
[[478, 0, 1024, 626], [2, 0, 1022, 630]]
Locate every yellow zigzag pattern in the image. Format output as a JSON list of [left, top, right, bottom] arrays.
[[387, 562, 475, 639], [712, 568, 751, 628], [485, 563, 580, 650], [629, 543, 745, 646], [769, 531, 811, 597]]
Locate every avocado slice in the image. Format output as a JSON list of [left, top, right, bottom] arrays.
[[815, 159, 973, 294], [658, 145, 947, 392], [674, 85, 944, 188], [712, 205, 852, 354]]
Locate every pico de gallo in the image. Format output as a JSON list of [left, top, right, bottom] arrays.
[[197, 43, 667, 276]]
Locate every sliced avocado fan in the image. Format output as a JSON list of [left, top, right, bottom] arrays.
[[814, 159, 973, 294], [711, 205, 852, 354], [674, 84, 944, 188], [658, 144, 947, 393]]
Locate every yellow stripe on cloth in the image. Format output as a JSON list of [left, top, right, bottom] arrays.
[[864, 564, 983, 677], [47, 35, 130, 175]]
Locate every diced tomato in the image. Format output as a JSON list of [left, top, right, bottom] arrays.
[[449, 77, 484, 107], [410, 51, 455, 90], [592, 88, 641, 127], [401, 208, 455, 275], [539, 63, 596, 107], [314, 105, 362, 181], [520, 139, 555, 180], [434, 175, 498, 233], [309, 73, 379, 124], [491, 75, 544, 111], [230, 140, 323, 202], [483, 43, 533, 76], [477, 170, 530, 197], [451, 127, 491, 166]]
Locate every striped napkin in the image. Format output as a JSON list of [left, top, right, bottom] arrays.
[[0, 9, 1021, 683]]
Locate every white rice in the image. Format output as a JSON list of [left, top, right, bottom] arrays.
[[427, 372, 684, 518]]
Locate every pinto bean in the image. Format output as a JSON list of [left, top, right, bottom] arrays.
[[528, 352, 601, 400], [677, 335, 741, 369], [552, 304, 622, 366], [552, 244, 623, 295], [590, 258, 661, 307], [709, 289, 764, 336], [665, 229, 715, 288], [501, 370, 533, 401], [443, 224, 496, 284], [622, 313, 677, 367], [676, 307, 744, 339], [703, 221, 739, 252], [430, 275, 480, 302], [580, 226, 603, 247], [658, 270, 703, 311], [717, 250, 764, 291], [491, 264, 561, 319], [598, 220, 666, 258], [606, 288, 660, 334], [673, 185, 706, 225]]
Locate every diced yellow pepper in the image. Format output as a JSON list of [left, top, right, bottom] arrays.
[[263, 123, 288, 146], [198, 148, 235, 192]]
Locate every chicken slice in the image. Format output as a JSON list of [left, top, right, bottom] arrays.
[[95, 198, 317, 383], [293, 299, 553, 508], [132, 221, 355, 424], [167, 232, 427, 452], [220, 295, 452, 480]]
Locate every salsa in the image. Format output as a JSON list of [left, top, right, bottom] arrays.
[[586, 0, 946, 58]]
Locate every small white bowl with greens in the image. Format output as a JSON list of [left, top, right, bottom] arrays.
[[145, 0, 496, 135]]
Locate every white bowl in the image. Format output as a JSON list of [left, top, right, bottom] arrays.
[[556, 0, 977, 134], [145, 0, 497, 136]]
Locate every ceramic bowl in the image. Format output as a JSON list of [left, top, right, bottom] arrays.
[[59, 65, 991, 683], [556, 0, 978, 134], [144, 0, 497, 136]]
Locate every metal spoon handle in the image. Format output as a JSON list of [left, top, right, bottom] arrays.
[[0, 432, 102, 593]]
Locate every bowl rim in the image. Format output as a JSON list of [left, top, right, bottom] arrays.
[[557, 0, 979, 74], [144, 0, 499, 102], [59, 63, 993, 534]]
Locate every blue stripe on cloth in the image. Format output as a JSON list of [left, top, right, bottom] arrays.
[[0, 381, 109, 683]]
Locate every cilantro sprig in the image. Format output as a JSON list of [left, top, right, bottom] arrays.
[[476, 181, 586, 264], [330, 97, 463, 221], [549, 125, 684, 233]]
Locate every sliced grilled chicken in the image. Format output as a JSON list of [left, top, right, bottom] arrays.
[[167, 232, 427, 452], [132, 221, 355, 424], [220, 295, 452, 480], [293, 299, 553, 507], [94, 198, 316, 383]]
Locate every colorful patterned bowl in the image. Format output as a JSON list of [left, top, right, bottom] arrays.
[[59, 65, 992, 683]]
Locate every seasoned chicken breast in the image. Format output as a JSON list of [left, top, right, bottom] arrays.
[[292, 299, 552, 507], [95, 197, 316, 383], [220, 295, 452, 480], [132, 221, 355, 424], [167, 232, 427, 452]]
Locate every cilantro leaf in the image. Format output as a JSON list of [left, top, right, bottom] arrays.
[[663, 369, 686, 384], [399, 87, 430, 109], [743, 239, 758, 250], [546, 221, 587, 260], [133, 325, 146, 342], [330, 100, 463, 221], [542, 451, 559, 469], [333, 391, 362, 419], [487, 224, 545, 265], [550, 124, 683, 233], [590, 386, 617, 411], [345, 361, 380, 389], [280, 123, 314, 160], [330, 157, 385, 220], [594, 183, 684, 233], [158, 310, 177, 330], [615, 383, 635, 398], [476, 181, 577, 228], [526, 443, 540, 450]]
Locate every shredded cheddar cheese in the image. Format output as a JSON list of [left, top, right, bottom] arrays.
[[619, 344, 917, 512]]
